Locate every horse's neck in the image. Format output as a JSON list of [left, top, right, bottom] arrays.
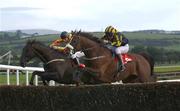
[[81, 38, 94, 48], [33, 43, 54, 62], [81, 37, 104, 57]]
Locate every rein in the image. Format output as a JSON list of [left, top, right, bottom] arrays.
[[82, 56, 105, 60], [80, 46, 106, 60], [32, 48, 47, 62], [46, 59, 65, 65], [32, 47, 65, 65], [82, 46, 95, 51]]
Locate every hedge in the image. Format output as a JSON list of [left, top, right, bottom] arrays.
[[0, 82, 179, 111]]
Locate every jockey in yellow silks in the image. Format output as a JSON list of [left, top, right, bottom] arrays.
[[102, 26, 129, 71], [50, 31, 73, 53], [50, 31, 85, 68]]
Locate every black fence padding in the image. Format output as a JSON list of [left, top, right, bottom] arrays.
[[0, 82, 179, 111]]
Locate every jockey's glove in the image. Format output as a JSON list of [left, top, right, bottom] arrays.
[[52, 46, 58, 49], [65, 44, 74, 50]]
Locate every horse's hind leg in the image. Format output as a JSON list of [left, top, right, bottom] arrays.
[[122, 75, 139, 83]]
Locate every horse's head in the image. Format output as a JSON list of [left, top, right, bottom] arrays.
[[20, 40, 36, 67], [70, 31, 103, 51], [70, 31, 83, 52]]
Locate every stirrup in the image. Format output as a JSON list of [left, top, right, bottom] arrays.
[[120, 65, 126, 71]]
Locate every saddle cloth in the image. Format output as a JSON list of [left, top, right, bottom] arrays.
[[114, 53, 133, 64]]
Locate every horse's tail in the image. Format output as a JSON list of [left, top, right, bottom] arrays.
[[139, 52, 154, 76]]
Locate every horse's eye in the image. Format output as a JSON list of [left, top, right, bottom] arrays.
[[72, 40, 77, 45]]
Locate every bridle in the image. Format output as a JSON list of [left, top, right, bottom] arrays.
[[70, 34, 105, 61]]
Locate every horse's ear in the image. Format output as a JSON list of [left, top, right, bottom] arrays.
[[71, 30, 76, 35], [77, 30, 81, 35]]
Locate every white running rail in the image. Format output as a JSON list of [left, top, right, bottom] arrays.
[[0, 64, 46, 86]]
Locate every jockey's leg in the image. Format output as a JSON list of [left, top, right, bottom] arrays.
[[118, 54, 125, 71], [72, 57, 80, 65], [71, 51, 85, 68], [115, 44, 129, 71]]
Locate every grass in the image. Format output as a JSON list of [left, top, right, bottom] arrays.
[[154, 65, 180, 73], [0, 73, 32, 85]]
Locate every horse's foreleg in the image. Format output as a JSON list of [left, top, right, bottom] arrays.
[[82, 67, 101, 77], [30, 71, 37, 85], [39, 72, 58, 85], [29, 71, 46, 85]]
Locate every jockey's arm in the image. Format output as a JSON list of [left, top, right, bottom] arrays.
[[50, 43, 74, 54], [49, 39, 63, 47], [111, 35, 121, 46], [101, 36, 111, 44], [50, 39, 66, 51], [51, 46, 66, 51]]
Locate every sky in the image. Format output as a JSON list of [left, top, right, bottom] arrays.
[[0, 0, 180, 31]]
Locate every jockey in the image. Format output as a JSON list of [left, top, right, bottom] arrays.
[[50, 31, 73, 53], [50, 31, 85, 68], [102, 26, 129, 71]]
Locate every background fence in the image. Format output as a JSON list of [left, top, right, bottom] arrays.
[[156, 72, 180, 80], [0, 64, 47, 86]]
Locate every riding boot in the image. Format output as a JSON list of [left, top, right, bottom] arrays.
[[73, 58, 85, 68], [118, 54, 125, 71]]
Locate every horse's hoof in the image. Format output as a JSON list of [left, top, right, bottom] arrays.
[[75, 82, 80, 87], [29, 82, 34, 85]]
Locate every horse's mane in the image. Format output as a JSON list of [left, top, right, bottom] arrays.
[[27, 39, 45, 46], [26, 39, 67, 57], [73, 31, 104, 45]]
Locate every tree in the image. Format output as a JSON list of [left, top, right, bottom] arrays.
[[131, 45, 146, 53], [15, 30, 22, 39], [3, 32, 10, 40]]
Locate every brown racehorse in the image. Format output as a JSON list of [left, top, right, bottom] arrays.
[[70, 31, 156, 84], [20, 40, 80, 85]]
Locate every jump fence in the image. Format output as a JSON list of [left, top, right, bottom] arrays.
[[0, 65, 180, 111], [0, 82, 179, 111]]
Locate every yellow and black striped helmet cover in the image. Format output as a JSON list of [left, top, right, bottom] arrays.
[[105, 26, 118, 34]]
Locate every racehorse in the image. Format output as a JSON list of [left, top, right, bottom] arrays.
[[70, 31, 156, 84], [20, 40, 79, 85]]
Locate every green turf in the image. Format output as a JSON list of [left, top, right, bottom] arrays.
[[0, 73, 32, 85], [154, 65, 180, 73]]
